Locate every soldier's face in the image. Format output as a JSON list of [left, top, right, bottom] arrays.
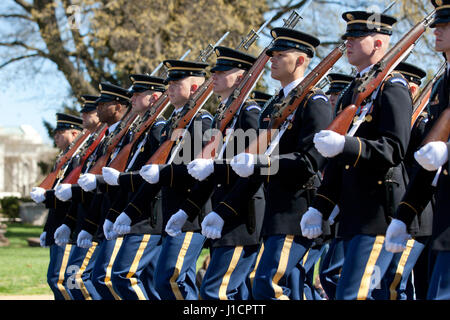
[[97, 101, 117, 123], [81, 110, 100, 132], [270, 50, 302, 81], [434, 23, 450, 54], [54, 129, 78, 150], [131, 91, 151, 113], [329, 92, 340, 108], [345, 35, 376, 67], [168, 77, 192, 108], [212, 68, 244, 98]]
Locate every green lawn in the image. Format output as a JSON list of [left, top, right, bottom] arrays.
[[0, 223, 52, 296]]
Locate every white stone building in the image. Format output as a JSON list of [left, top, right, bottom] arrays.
[[0, 125, 57, 198]]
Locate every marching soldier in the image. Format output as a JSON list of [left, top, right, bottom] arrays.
[[189, 27, 333, 300], [163, 46, 265, 300], [30, 113, 83, 300], [385, 0, 450, 300], [112, 60, 213, 300], [99, 74, 167, 300], [326, 73, 354, 113], [301, 11, 412, 300]]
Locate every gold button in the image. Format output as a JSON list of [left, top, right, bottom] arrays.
[[443, 169, 448, 176], [365, 114, 372, 122], [345, 165, 350, 170], [378, 181, 383, 185]]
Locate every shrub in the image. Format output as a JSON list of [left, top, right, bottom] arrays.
[[0, 197, 20, 220]]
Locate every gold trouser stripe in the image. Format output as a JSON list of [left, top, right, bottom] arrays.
[[104, 238, 124, 300], [76, 242, 98, 300], [389, 239, 415, 300], [126, 235, 151, 300], [57, 244, 73, 300], [170, 232, 193, 300], [219, 246, 243, 300], [353, 137, 362, 167], [249, 243, 264, 288], [302, 249, 310, 300], [357, 235, 385, 300], [272, 235, 294, 300]]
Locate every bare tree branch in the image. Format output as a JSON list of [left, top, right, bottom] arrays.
[[0, 13, 32, 20], [0, 53, 41, 68], [13, 0, 33, 13]]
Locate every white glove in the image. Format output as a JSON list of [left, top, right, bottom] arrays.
[[230, 153, 255, 177], [385, 219, 411, 253], [139, 164, 160, 184], [300, 207, 323, 239], [30, 187, 46, 203], [77, 230, 93, 248], [54, 224, 71, 247], [187, 158, 214, 181], [39, 231, 47, 248], [77, 173, 97, 192], [55, 184, 73, 201], [414, 141, 448, 171], [165, 209, 189, 237], [201, 211, 224, 239], [113, 212, 132, 235], [102, 167, 120, 186], [313, 130, 346, 158], [103, 219, 118, 240]]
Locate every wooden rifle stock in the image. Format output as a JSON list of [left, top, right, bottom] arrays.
[[62, 125, 108, 184], [327, 104, 359, 135], [108, 94, 171, 171], [38, 130, 90, 189], [88, 113, 139, 175], [421, 107, 450, 146], [411, 86, 432, 127], [328, 10, 435, 135], [245, 42, 346, 155]]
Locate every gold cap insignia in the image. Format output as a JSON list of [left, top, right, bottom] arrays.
[[271, 30, 277, 38], [436, 0, 443, 6], [346, 13, 354, 20], [130, 76, 135, 82], [165, 62, 172, 68], [215, 48, 220, 56], [98, 83, 103, 90]]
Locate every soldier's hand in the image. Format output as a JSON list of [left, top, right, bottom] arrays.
[[385, 219, 411, 253], [201, 211, 224, 239], [300, 207, 323, 239], [313, 130, 345, 158], [102, 167, 120, 186], [54, 224, 71, 247], [113, 212, 132, 235], [103, 219, 118, 240], [414, 141, 448, 171], [139, 164, 160, 184], [187, 159, 214, 181], [30, 187, 46, 203], [39, 231, 47, 248], [78, 173, 98, 192], [77, 230, 93, 248], [55, 184, 73, 201], [165, 209, 188, 237], [230, 153, 255, 177]]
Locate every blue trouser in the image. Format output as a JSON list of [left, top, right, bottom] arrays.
[[252, 235, 313, 300], [200, 245, 258, 300], [154, 232, 205, 300], [336, 234, 394, 300], [111, 234, 162, 300], [47, 244, 74, 300], [378, 239, 425, 300], [91, 238, 124, 300], [64, 243, 101, 300], [427, 250, 450, 300], [319, 237, 345, 300]]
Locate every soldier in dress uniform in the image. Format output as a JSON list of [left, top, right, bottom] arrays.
[[52, 96, 104, 300], [302, 10, 413, 300], [325, 73, 354, 112], [98, 74, 167, 300], [250, 90, 273, 109], [30, 113, 83, 300], [162, 46, 265, 300], [189, 27, 333, 300], [67, 83, 131, 300], [111, 60, 213, 300], [385, 0, 450, 300]]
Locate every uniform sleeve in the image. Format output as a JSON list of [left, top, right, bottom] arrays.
[[122, 182, 160, 222], [118, 171, 146, 193], [80, 193, 104, 235], [180, 176, 216, 221], [338, 79, 412, 170]]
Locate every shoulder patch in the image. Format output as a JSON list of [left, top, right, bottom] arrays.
[[201, 114, 214, 121], [154, 120, 166, 126], [312, 94, 329, 102], [245, 105, 261, 112], [389, 78, 408, 87]]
